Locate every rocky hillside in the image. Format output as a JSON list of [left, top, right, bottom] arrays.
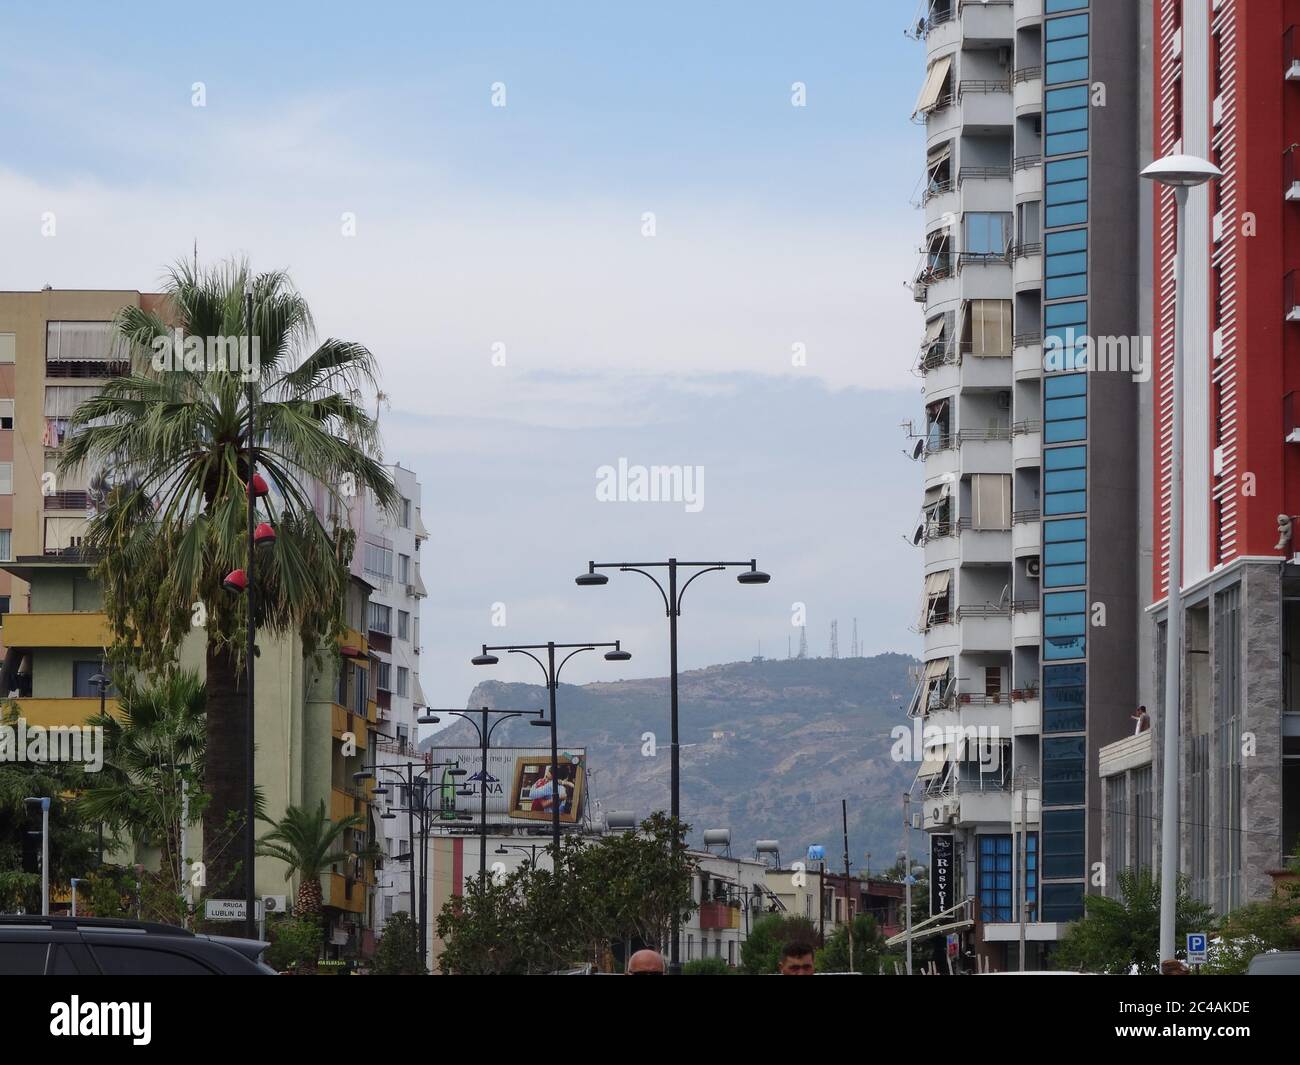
[[422, 653, 919, 868]]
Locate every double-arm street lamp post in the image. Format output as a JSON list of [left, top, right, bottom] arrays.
[[417, 707, 545, 891], [470, 643, 630, 866], [375, 758, 468, 964], [575, 557, 770, 971]]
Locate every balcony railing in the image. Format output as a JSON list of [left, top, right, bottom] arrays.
[[957, 251, 1011, 272], [1010, 241, 1042, 260], [925, 431, 956, 455], [44, 491, 90, 510], [958, 165, 1012, 186], [45, 360, 130, 379], [1011, 419, 1042, 436], [957, 426, 1012, 443], [1013, 330, 1042, 348], [1013, 154, 1042, 172], [1011, 598, 1039, 614], [957, 79, 1011, 99], [1012, 507, 1041, 525], [923, 519, 956, 543], [955, 603, 1012, 620], [919, 341, 959, 373], [921, 178, 954, 204], [1013, 66, 1042, 85]]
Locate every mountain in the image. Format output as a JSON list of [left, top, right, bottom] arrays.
[[420, 652, 920, 870]]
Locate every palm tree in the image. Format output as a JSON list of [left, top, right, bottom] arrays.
[[60, 258, 397, 898], [256, 801, 364, 917], [79, 669, 207, 890]]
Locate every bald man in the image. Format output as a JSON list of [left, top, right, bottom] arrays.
[[627, 949, 667, 975]]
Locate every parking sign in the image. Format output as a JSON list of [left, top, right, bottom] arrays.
[[1186, 933, 1208, 965]]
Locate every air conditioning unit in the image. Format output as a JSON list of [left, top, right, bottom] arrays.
[[261, 894, 289, 916], [1025, 557, 1041, 579]]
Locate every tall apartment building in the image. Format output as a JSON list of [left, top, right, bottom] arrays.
[[1103, 0, 1300, 915], [359, 463, 429, 934], [907, 0, 1144, 968]]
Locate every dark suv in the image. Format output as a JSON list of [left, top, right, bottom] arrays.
[[0, 915, 276, 974]]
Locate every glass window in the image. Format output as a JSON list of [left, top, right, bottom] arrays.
[[0, 528, 9, 562], [1043, 739, 1087, 804], [1045, 540, 1086, 565], [1046, 157, 1089, 184], [979, 835, 1014, 922], [1045, 14, 1090, 41], [1045, 131, 1089, 159], [1043, 663, 1086, 732], [965, 213, 1013, 255], [1046, 0, 1088, 11], [397, 610, 410, 640], [1046, 275, 1087, 299], [1047, 59, 1090, 85], [1044, 563, 1087, 588], [1046, 397, 1087, 422], [0, 943, 50, 974], [1045, 108, 1089, 135], [90, 945, 215, 975], [1044, 374, 1087, 400], [1045, 444, 1087, 468], [1046, 36, 1089, 62], [1045, 418, 1087, 444], [1044, 517, 1086, 542], [1040, 881, 1085, 922], [1042, 809, 1087, 879]]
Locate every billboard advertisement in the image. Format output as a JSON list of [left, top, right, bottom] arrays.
[[425, 747, 587, 824]]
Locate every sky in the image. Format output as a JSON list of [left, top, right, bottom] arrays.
[[0, 0, 928, 707]]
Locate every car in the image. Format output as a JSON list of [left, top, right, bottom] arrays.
[[1245, 951, 1300, 975], [0, 915, 276, 974]]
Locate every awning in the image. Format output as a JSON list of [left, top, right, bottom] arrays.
[[924, 570, 951, 597], [927, 142, 953, 167], [924, 316, 946, 345], [972, 474, 1012, 531], [914, 54, 954, 115], [924, 658, 951, 682], [923, 481, 952, 507], [918, 743, 950, 778]]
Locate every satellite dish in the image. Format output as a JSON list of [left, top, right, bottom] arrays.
[[912, 524, 926, 547], [911, 438, 926, 461]]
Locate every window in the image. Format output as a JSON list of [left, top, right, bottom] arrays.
[[0, 334, 14, 364], [400, 498, 412, 528], [369, 602, 392, 635], [1044, 302, 1088, 372], [398, 554, 411, 584], [0, 399, 12, 430], [89, 944, 215, 975], [964, 300, 1013, 356], [1044, 13, 1090, 87], [1040, 882, 1084, 922], [964, 212, 1012, 256], [1041, 808, 1086, 879], [1045, 227, 1088, 300], [1044, 444, 1087, 515], [0, 463, 11, 495], [73, 661, 108, 698], [0, 596, 9, 624], [375, 660, 392, 691], [1043, 516, 1086, 588], [1044, 83, 1089, 155], [353, 666, 369, 716], [1017, 200, 1041, 246], [978, 834, 1037, 922], [0, 942, 50, 975], [1042, 738, 1086, 805], [0, 529, 9, 562], [397, 666, 409, 698], [971, 474, 1012, 530], [364, 543, 393, 580], [1043, 663, 1086, 732], [398, 610, 410, 640]]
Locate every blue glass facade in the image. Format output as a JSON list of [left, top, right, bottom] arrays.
[[1038, 1, 1090, 923]]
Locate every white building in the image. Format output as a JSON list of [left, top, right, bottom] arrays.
[[364, 463, 428, 934]]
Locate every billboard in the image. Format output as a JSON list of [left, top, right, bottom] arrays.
[[425, 747, 587, 824]]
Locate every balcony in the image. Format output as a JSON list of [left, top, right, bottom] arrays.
[[326, 871, 366, 915], [956, 518, 1012, 565], [958, 0, 1013, 44], [1013, 155, 1043, 199], [2, 612, 111, 649], [1012, 419, 1041, 467], [10, 697, 121, 728], [1012, 599, 1041, 646], [954, 603, 1013, 651], [956, 81, 1013, 131], [44, 491, 90, 511], [1013, 66, 1042, 116], [1012, 508, 1041, 556], [1014, 0, 1043, 27], [957, 426, 1012, 475], [914, 256, 955, 305], [1286, 25, 1300, 81], [699, 901, 742, 930], [957, 778, 1013, 824], [45, 360, 129, 380], [1011, 692, 1041, 735], [1013, 332, 1043, 380], [1012, 243, 1042, 292], [1099, 729, 1153, 777], [338, 628, 369, 660], [331, 703, 369, 750]]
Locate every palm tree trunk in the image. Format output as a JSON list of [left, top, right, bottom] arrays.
[[202, 640, 249, 898]]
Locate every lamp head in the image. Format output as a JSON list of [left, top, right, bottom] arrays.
[[1140, 153, 1222, 188], [575, 569, 608, 587], [471, 653, 499, 666]]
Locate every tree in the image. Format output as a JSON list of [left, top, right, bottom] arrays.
[[0, 708, 98, 913], [62, 258, 398, 898], [1055, 869, 1216, 974], [79, 670, 207, 896], [372, 911, 426, 975], [255, 800, 363, 917], [1206, 853, 1300, 974], [817, 913, 888, 974], [264, 916, 323, 974], [741, 914, 821, 974], [683, 956, 734, 975]]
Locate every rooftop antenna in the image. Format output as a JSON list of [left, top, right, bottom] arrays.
[[852, 618, 860, 658], [798, 625, 808, 660], [830, 620, 839, 659]]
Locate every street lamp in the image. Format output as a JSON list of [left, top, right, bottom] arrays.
[[23, 797, 49, 915], [375, 758, 467, 967], [576, 556, 770, 970], [419, 706, 544, 892], [472, 641, 628, 867], [1140, 152, 1221, 964]]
